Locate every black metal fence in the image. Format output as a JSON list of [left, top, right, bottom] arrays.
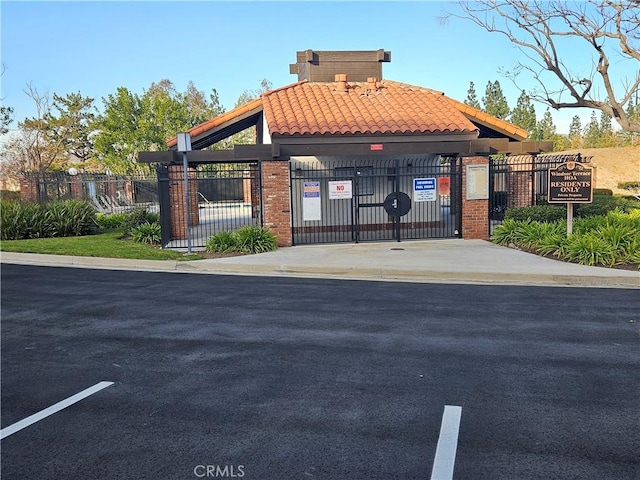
[[489, 154, 592, 230], [290, 156, 461, 245], [21, 172, 159, 213], [157, 163, 262, 249]]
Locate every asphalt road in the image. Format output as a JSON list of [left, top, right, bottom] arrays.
[[1, 264, 638, 480]]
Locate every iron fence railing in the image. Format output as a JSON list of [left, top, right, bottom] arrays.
[[20, 172, 159, 214]]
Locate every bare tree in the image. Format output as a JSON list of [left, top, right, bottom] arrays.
[[9, 84, 67, 174], [444, 1, 640, 132]]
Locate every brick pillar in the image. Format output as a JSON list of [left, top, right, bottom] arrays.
[[168, 164, 199, 240], [508, 170, 533, 208], [461, 156, 489, 240], [261, 160, 292, 247], [69, 175, 83, 199], [250, 163, 261, 219], [20, 176, 39, 203]]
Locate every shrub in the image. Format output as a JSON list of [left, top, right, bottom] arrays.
[[563, 233, 618, 267], [206, 231, 238, 253], [535, 233, 566, 258], [593, 188, 613, 196], [96, 212, 129, 230], [504, 205, 566, 223], [205, 225, 277, 254], [0, 199, 97, 240], [618, 181, 640, 190], [122, 208, 160, 236], [131, 222, 161, 244], [46, 200, 98, 237], [1, 190, 21, 203], [492, 210, 640, 268], [491, 218, 522, 246], [576, 194, 640, 218], [1, 201, 42, 240], [234, 225, 278, 253]]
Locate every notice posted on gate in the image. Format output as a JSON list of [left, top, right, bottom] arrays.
[[328, 180, 353, 199], [303, 181, 322, 221], [548, 161, 594, 204], [413, 178, 437, 202]]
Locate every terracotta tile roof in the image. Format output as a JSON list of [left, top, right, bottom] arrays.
[[447, 96, 529, 141], [166, 98, 263, 147], [261, 79, 479, 136], [165, 77, 529, 147]]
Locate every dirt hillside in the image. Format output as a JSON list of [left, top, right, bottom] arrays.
[[553, 146, 640, 195]]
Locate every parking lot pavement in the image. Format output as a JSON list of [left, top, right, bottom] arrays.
[[1, 265, 639, 479]]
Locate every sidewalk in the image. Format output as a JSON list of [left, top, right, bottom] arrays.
[[2, 239, 638, 287]]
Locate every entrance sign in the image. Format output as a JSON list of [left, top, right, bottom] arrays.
[[328, 180, 353, 199], [413, 178, 437, 202], [548, 161, 594, 203], [548, 160, 594, 236], [466, 164, 489, 200], [303, 181, 321, 221]]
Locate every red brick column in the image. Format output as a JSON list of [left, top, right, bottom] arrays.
[[69, 175, 83, 199], [168, 164, 199, 240], [20, 176, 39, 203], [250, 164, 261, 219], [461, 156, 489, 240], [508, 170, 533, 208], [261, 160, 292, 247]]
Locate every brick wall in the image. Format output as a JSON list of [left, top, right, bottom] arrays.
[[261, 161, 292, 247], [168, 165, 199, 240], [461, 156, 489, 240]]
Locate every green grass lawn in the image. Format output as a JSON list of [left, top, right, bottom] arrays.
[[0, 231, 203, 261]]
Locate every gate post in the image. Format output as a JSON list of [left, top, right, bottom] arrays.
[[261, 160, 292, 247], [461, 156, 490, 240], [167, 164, 199, 240]]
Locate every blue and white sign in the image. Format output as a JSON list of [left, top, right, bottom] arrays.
[[414, 178, 437, 202], [303, 181, 321, 221]]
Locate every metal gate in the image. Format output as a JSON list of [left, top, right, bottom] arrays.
[[290, 156, 461, 245], [158, 162, 262, 249], [489, 155, 575, 233]]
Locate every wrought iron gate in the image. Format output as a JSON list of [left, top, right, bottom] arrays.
[[489, 155, 577, 233], [157, 162, 262, 249], [290, 156, 461, 245]]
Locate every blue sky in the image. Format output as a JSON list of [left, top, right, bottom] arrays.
[[1, 1, 635, 137]]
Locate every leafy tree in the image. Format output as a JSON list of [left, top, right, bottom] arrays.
[[217, 79, 273, 149], [44, 92, 98, 170], [94, 80, 225, 173], [94, 87, 148, 174], [583, 111, 602, 147], [482, 80, 510, 120], [447, 1, 640, 133], [569, 115, 583, 148], [598, 111, 615, 146], [535, 108, 556, 140], [510, 90, 537, 133], [464, 81, 481, 109]]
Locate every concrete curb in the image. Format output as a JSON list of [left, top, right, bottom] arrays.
[[3, 251, 637, 288]]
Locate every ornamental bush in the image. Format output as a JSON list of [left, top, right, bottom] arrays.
[[131, 222, 162, 244], [206, 225, 277, 254], [0, 199, 97, 240]]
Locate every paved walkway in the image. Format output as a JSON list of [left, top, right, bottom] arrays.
[[2, 239, 638, 287]]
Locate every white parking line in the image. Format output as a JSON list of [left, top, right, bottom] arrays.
[[0, 381, 114, 440], [430, 405, 462, 480]]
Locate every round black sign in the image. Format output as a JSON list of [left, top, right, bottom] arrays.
[[383, 192, 412, 217]]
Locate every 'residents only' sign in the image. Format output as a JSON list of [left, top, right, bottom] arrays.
[[547, 161, 594, 204]]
